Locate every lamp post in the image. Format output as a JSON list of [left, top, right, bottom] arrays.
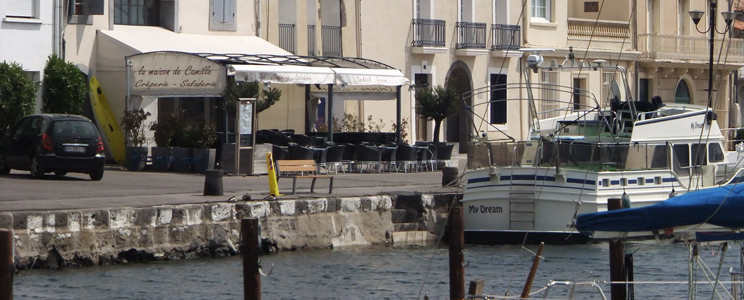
[[689, 0, 738, 110]]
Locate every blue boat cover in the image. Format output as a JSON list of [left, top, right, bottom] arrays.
[[576, 184, 744, 232]]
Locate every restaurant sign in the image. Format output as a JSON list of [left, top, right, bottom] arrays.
[[127, 52, 226, 96]]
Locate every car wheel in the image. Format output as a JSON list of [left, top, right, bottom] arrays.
[[89, 168, 104, 181], [30, 155, 44, 179], [54, 171, 68, 177], [0, 155, 9, 175]]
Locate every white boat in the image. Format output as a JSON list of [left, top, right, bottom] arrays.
[[460, 49, 744, 244]]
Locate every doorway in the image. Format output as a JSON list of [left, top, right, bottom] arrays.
[[445, 62, 473, 153]]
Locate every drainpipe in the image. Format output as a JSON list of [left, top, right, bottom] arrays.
[[356, 0, 362, 57], [256, 0, 262, 37]]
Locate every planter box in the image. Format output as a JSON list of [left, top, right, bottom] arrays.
[[171, 147, 193, 173], [151, 147, 172, 172], [125, 146, 148, 171]]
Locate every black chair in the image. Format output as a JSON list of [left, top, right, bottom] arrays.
[[395, 144, 418, 173], [436, 144, 455, 168], [341, 143, 356, 171], [320, 145, 346, 174], [420, 144, 437, 171], [269, 134, 292, 146], [272, 144, 288, 161], [291, 134, 314, 146], [379, 146, 397, 172], [287, 145, 315, 160], [354, 144, 382, 173], [280, 129, 295, 137]]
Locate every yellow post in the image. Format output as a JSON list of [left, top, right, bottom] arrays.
[[266, 152, 281, 196]]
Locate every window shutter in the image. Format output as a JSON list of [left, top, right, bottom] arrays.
[[6, 0, 34, 18], [224, 0, 235, 24], [213, 0, 225, 23]]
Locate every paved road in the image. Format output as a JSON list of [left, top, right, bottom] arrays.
[[0, 159, 465, 211]]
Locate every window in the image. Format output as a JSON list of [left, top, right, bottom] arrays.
[[572, 78, 585, 111], [68, 0, 104, 24], [691, 143, 707, 166], [490, 74, 507, 124], [114, 0, 159, 26], [673, 144, 690, 167], [5, 0, 36, 19], [708, 143, 724, 163], [531, 0, 550, 22], [674, 79, 691, 104], [210, 0, 236, 31], [540, 70, 558, 118]]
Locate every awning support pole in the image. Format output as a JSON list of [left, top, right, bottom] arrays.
[[396, 85, 402, 143], [327, 84, 334, 142]]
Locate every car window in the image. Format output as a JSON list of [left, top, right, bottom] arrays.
[[13, 117, 34, 136], [52, 121, 98, 137]]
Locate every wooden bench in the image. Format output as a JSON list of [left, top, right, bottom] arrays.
[[275, 159, 334, 194]]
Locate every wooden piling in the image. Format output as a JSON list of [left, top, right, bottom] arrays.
[[468, 279, 485, 296], [449, 206, 465, 300], [0, 229, 13, 300], [520, 242, 544, 298], [241, 218, 260, 300], [608, 198, 626, 300]]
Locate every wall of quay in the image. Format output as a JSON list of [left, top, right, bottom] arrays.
[[1, 193, 458, 269]]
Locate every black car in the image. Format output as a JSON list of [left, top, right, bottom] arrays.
[[0, 114, 106, 180]]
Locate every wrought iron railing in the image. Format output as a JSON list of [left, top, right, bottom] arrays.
[[491, 24, 521, 50], [639, 33, 744, 62], [307, 25, 317, 56], [278, 23, 296, 54], [455, 22, 486, 49], [321, 25, 342, 57], [567, 18, 629, 40], [412, 18, 445, 47]]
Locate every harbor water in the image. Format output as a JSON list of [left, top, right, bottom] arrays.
[[12, 240, 744, 299]]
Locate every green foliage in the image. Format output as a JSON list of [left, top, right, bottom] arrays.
[[415, 81, 460, 142], [120, 108, 151, 147], [156, 115, 216, 149], [185, 122, 217, 149], [0, 61, 39, 140], [221, 79, 282, 114], [41, 54, 87, 115], [149, 113, 180, 147]]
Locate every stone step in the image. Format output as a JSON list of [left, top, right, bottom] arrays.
[[394, 223, 420, 232], [391, 231, 437, 247]]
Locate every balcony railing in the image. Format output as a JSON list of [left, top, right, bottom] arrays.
[[412, 18, 445, 47], [639, 33, 744, 62], [491, 24, 521, 50], [455, 22, 486, 49], [278, 23, 296, 54], [321, 25, 342, 57], [308, 25, 317, 56], [567, 18, 629, 40]]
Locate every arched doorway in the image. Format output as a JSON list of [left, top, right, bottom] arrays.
[[445, 62, 473, 153], [674, 79, 691, 104]]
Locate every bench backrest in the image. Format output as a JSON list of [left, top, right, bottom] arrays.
[[276, 159, 317, 174]]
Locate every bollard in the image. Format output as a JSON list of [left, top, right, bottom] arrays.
[[442, 166, 459, 186], [0, 229, 13, 300], [203, 169, 224, 196]]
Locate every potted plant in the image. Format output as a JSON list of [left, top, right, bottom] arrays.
[[120, 108, 151, 171], [188, 122, 218, 173], [169, 117, 193, 173], [148, 113, 179, 172]]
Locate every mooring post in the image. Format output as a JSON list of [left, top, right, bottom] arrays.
[[241, 218, 260, 300], [449, 206, 465, 300], [0, 229, 13, 300], [608, 198, 626, 300], [520, 242, 544, 298]]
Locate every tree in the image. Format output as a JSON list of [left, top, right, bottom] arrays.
[[41, 54, 88, 115], [0, 61, 39, 140], [220, 79, 282, 114], [415, 81, 459, 142]]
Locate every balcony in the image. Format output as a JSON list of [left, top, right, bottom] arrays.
[[308, 25, 317, 56], [567, 18, 629, 40], [412, 18, 447, 54], [639, 33, 744, 63], [321, 25, 342, 57], [491, 24, 521, 51], [278, 23, 296, 54], [455, 22, 488, 56]]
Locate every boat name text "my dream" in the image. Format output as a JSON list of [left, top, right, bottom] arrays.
[[468, 205, 503, 213]]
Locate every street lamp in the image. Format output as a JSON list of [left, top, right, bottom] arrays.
[[689, 0, 738, 110]]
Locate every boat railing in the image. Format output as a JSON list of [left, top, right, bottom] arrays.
[[466, 280, 608, 299]]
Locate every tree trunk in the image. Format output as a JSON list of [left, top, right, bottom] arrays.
[[432, 119, 442, 142]]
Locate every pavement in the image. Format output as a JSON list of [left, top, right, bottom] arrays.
[[0, 155, 467, 212]]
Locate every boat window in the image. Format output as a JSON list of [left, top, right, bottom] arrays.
[[620, 178, 628, 186], [637, 177, 645, 185], [654, 176, 662, 184], [672, 144, 690, 167], [691, 143, 707, 166], [708, 143, 724, 163], [602, 178, 610, 187]]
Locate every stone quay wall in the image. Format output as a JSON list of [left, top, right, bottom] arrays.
[[1, 193, 458, 269]]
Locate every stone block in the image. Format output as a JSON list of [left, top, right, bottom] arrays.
[[305, 199, 327, 214], [84, 210, 110, 229], [339, 197, 361, 212], [206, 204, 233, 222], [12, 212, 28, 230], [295, 200, 308, 215], [110, 209, 135, 230], [395, 194, 425, 212], [157, 208, 173, 225], [0, 212, 13, 229], [53, 212, 68, 228], [135, 208, 157, 227], [433, 193, 459, 209], [326, 197, 340, 212], [360, 198, 372, 211], [152, 226, 170, 246], [170, 207, 187, 225]]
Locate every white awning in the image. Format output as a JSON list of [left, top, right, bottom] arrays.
[[227, 64, 336, 85], [226, 64, 409, 86]]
